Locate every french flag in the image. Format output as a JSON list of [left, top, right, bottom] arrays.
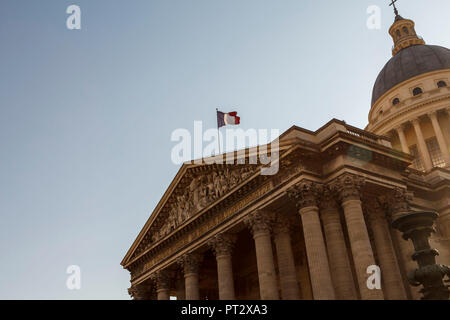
[[217, 110, 240, 128]]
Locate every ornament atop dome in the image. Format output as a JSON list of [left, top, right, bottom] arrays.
[[389, 0, 399, 17], [388, 0, 425, 56]]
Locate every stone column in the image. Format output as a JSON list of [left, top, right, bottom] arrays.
[[396, 125, 410, 154], [178, 253, 202, 300], [153, 270, 171, 300], [332, 174, 384, 300], [273, 217, 301, 300], [288, 182, 335, 300], [128, 282, 154, 300], [319, 187, 357, 300], [384, 188, 421, 300], [365, 199, 407, 300], [412, 119, 433, 171], [428, 111, 450, 166], [208, 233, 237, 300], [244, 211, 280, 300], [175, 272, 185, 300], [440, 212, 450, 239]]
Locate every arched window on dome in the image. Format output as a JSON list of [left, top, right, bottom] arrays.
[[396, 30, 401, 38], [402, 27, 409, 35], [392, 98, 400, 106], [413, 87, 423, 96], [437, 81, 447, 88]]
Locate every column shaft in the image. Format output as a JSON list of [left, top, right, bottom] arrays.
[[274, 227, 301, 300], [157, 289, 170, 300], [244, 211, 279, 300], [341, 199, 384, 299], [396, 126, 410, 154], [253, 230, 279, 300], [154, 270, 171, 300], [178, 254, 202, 300], [369, 208, 407, 299], [412, 119, 433, 171], [320, 204, 357, 299], [440, 213, 450, 238], [429, 112, 450, 166], [175, 276, 185, 300], [185, 273, 199, 300], [299, 206, 336, 300], [216, 254, 235, 300], [208, 234, 237, 300]]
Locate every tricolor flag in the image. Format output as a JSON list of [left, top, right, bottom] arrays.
[[217, 110, 240, 128]]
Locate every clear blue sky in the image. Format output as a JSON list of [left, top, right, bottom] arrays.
[[1, 0, 449, 299]]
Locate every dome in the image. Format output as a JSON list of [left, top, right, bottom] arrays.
[[371, 44, 450, 106]]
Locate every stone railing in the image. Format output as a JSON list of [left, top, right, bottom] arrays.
[[344, 123, 391, 147]]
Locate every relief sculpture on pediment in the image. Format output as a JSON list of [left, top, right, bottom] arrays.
[[148, 166, 257, 243]]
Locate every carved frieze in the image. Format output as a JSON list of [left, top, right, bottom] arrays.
[[129, 181, 272, 281], [135, 165, 258, 257]]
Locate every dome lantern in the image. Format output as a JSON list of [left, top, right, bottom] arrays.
[[388, 8, 425, 56]]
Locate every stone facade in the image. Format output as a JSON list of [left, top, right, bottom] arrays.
[[121, 119, 450, 300], [121, 14, 450, 300]]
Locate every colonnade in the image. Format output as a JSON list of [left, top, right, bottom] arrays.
[[136, 174, 415, 301], [394, 109, 450, 170]]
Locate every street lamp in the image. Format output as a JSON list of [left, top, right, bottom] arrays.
[[392, 211, 450, 300]]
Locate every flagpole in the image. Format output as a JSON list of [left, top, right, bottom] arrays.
[[216, 108, 221, 155]]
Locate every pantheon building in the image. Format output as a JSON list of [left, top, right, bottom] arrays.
[[121, 12, 450, 300]]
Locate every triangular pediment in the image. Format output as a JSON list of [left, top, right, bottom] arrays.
[[121, 124, 334, 267], [122, 160, 264, 265]]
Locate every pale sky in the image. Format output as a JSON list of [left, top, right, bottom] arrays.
[[1, 0, 449, 299]]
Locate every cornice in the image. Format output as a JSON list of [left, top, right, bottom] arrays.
[[121, 142, 297, 266], [369, 93, 450, 134], [368, 68, 450, 121]]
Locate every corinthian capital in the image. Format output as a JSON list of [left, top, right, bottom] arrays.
[[363, 197, 386, 225], [318, 185, 339, 211], [287, 181, 323, 209], [208, 233, 237, 257], [244, 210, 273, 236], [177, 253, 203, 275], [272, 215, 293, 235], [379, 187, 414, 220], [150, 270, 171, 291], [128, 283, 153, 300], [128, 286, 141, 300], [330, 173, 365, 203]]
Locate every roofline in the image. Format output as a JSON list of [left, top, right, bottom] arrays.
[[121, 131, 300, 266], [121, 119, 393, 266]]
